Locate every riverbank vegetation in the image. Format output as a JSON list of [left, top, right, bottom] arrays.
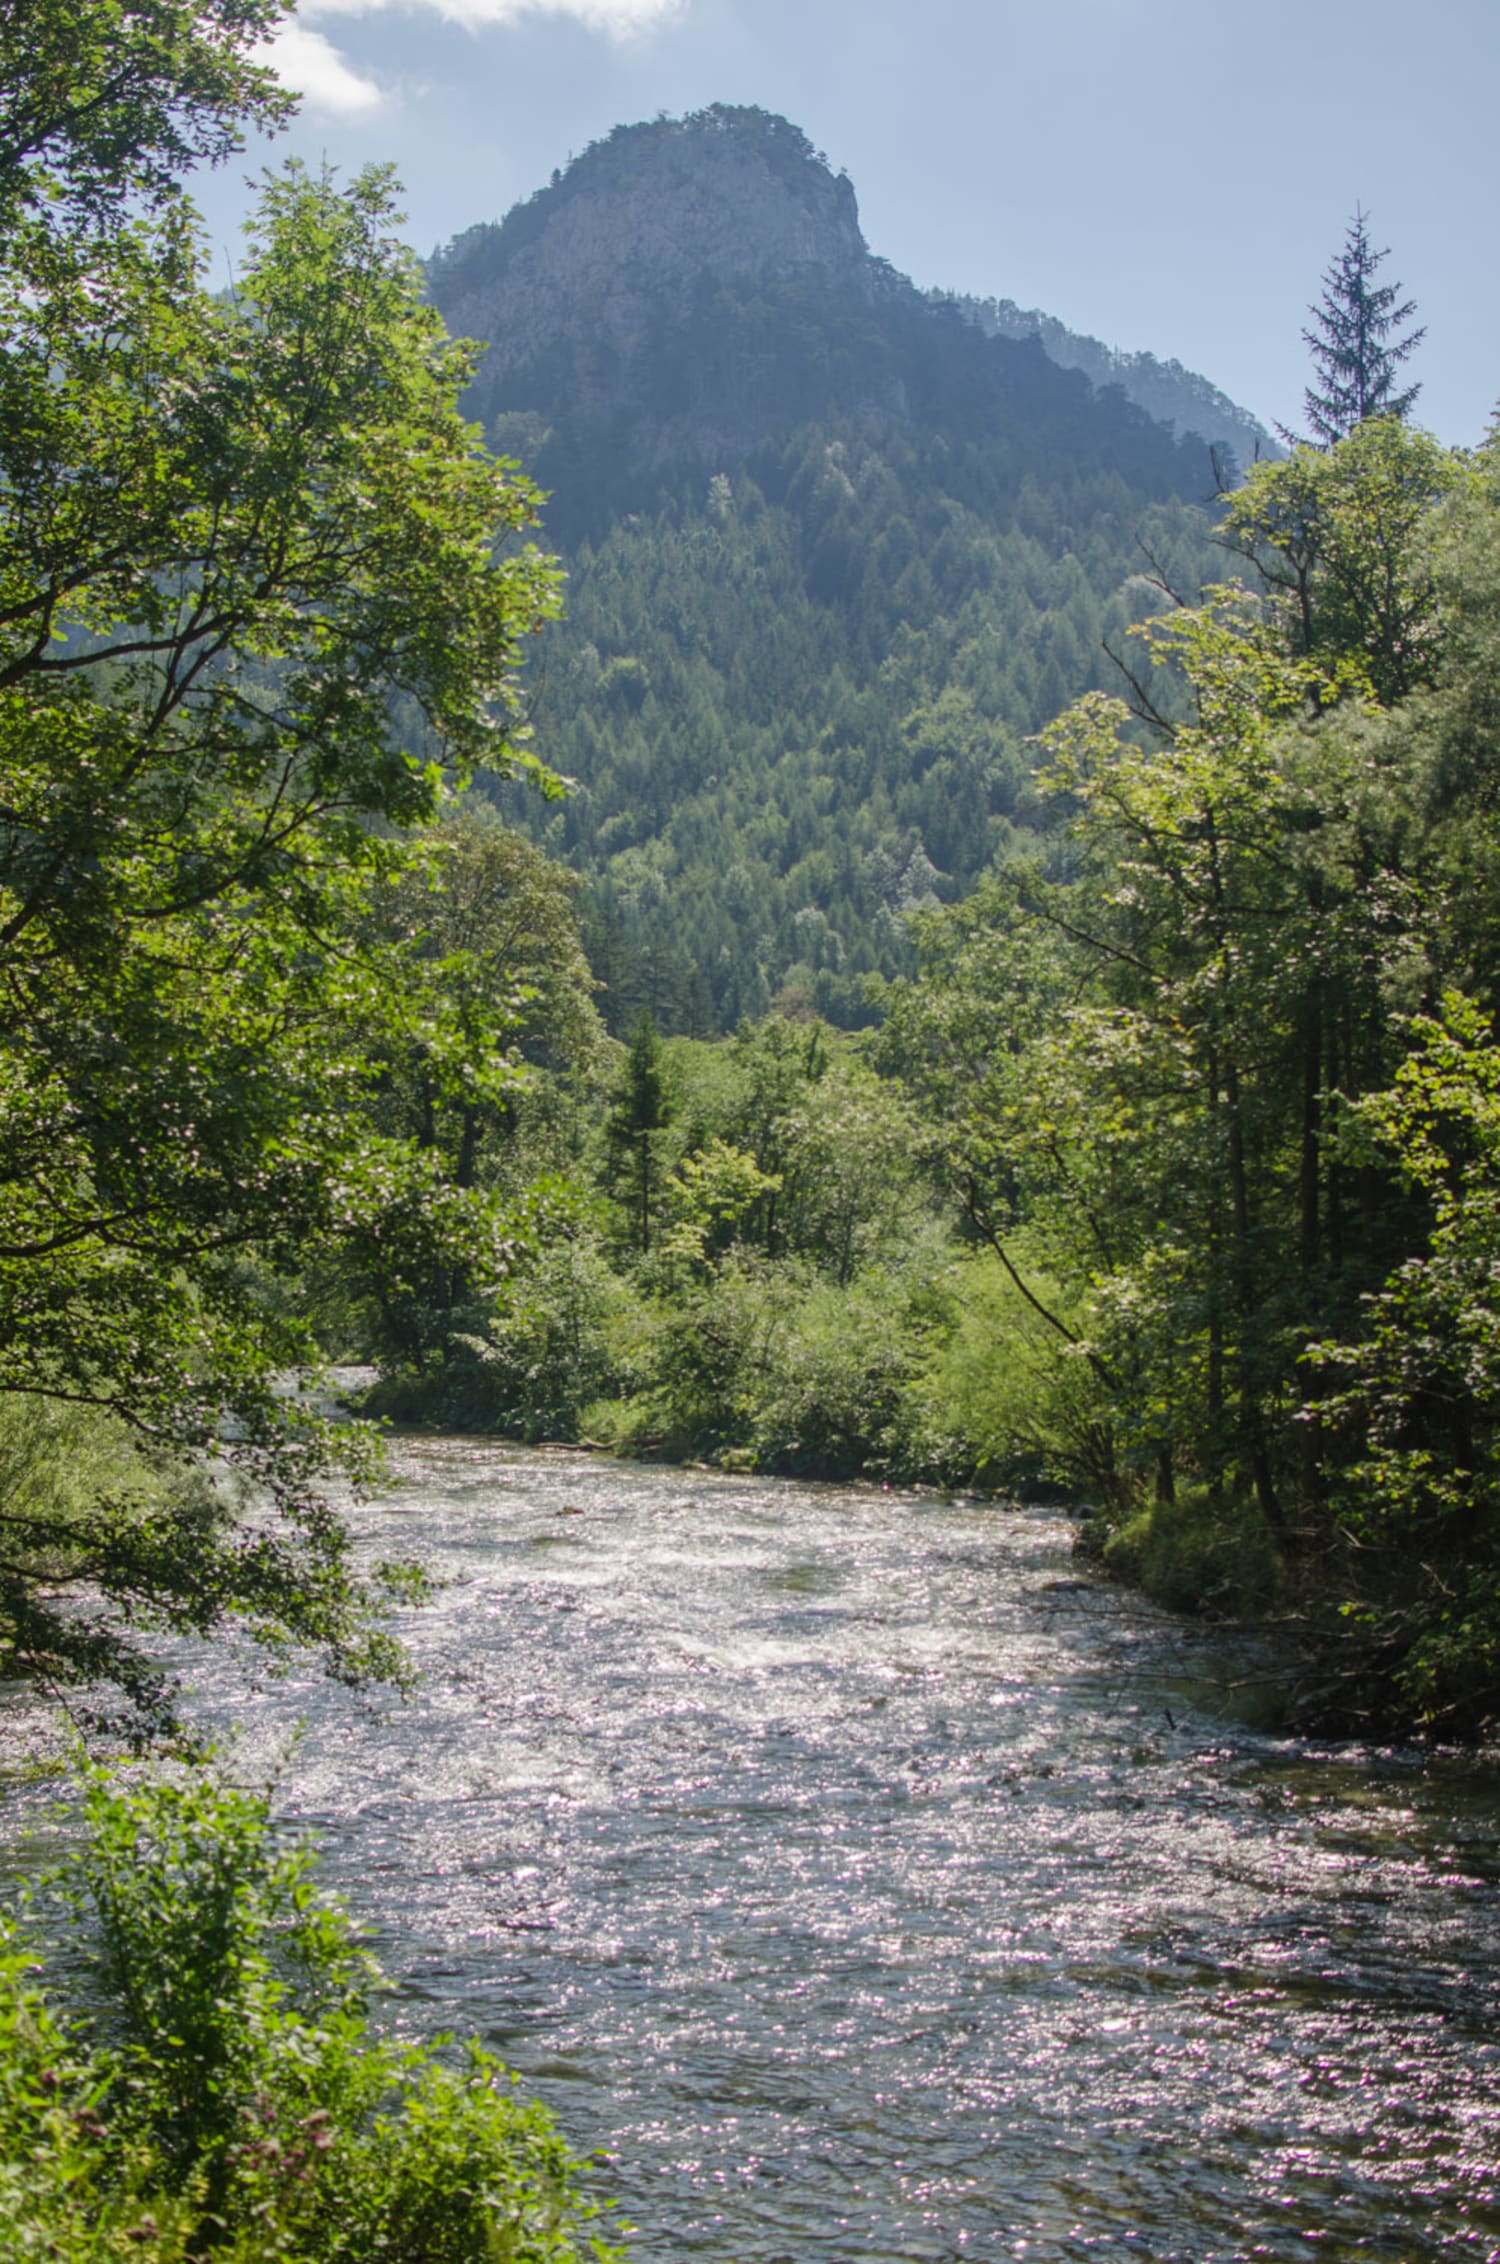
[[1, 1762, 621, 2263]]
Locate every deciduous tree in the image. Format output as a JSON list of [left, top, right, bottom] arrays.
[[0, 11, 561, 1731]]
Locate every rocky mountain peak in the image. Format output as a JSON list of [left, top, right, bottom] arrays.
[[429, 107, 872, 422]]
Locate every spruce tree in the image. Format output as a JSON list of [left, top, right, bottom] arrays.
[[605, 1015, 675, 1252], [1294, 209, 1424, 445]]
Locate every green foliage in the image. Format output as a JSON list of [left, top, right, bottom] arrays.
[[7, 1763, 625, 2264], [0, 1910, 203, 2263], [877, 408, 1500, 1729], [366, 1181, 633, 1440], [365, 1010, 960, 1478], [0, 17, 563, 1729], [1310, 997, 1500, 1731], [1221, 415, 1461, 704], [71, 1765, 376, 2186], [0, 1, 295, 228], [889, 475, 1456, 1532], [579, 1254, 931, 1480], [472, 397, 1225, 1031], [906, 1252, 1115, 1494], [602, 1017, 675, 1253], [658, 1140, 782, 1276], [738, 1267, 926, 1478], [337, 813, 604, 1377], [1094, 1485, 1282, 1620]]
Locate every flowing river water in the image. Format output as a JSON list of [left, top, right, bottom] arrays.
[[9, 1437, 1500, 2259]]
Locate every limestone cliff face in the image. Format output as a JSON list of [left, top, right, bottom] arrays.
[[429, 108, 876, 434]]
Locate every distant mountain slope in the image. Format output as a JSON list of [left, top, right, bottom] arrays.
[[425, 108, 1239, 1031], [936, 292, 1276, 470]]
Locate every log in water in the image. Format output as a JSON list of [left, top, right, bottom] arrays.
[[9, 1438, 1500, 2260]]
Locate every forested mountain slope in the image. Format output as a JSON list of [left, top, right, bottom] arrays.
[[427, 107, 1256, 1028], [936, 290, 1277, 469]]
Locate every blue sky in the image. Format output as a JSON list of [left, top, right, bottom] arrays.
[[198, 0, 1498, 446]]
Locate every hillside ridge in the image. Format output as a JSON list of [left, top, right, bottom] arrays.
[[428, 105, 1268, 465], [426, 105, 1233, 1032], [936, 291, 1275, 463]]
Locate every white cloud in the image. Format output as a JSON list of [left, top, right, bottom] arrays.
[[258, 21, 386, 114], [260, 0, 684, 126], [302, 0, 687, 37]]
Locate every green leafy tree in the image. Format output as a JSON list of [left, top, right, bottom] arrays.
[[0, 11, 560, 1730], [1220, 414, 1460, 706], [886, 407, 1500, 1731], [345, 814, 602, 1370], [1313, 996, 1500, 1733], [1030, 608, 1369, 1529], [0, 1, 294, 228], [659, 1139, 782, 1277], [890, 528, 1447, 1536], [603, 1015, 675, 1252]]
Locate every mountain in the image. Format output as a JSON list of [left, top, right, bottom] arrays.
[[430, 107, 873, 454], [429, 107, 1267, 494], [934, 293, 1277, 469], [426, 109, 1244, 1031]]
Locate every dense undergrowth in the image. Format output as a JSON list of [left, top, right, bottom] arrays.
[[1, 1765, 623, 2264]]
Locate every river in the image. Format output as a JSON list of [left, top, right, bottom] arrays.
[[9, 1437, 1500, 2260]]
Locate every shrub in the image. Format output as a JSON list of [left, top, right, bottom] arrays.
[[0, 1916, 204, 2263], [749, 1270, 920, 1477], [12, 1764, 625, 2264], [907, 1252, 1116, 1493]]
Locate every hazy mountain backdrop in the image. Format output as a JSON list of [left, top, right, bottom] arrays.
[[427, 107, 1258, 1029]]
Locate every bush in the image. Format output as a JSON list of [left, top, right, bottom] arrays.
[[906, 1252, 1116, 1493], [748, 1270, 920, 1477], [1096, 1485, 1281, 1618], [0, 1916, 204, 2263], [363, 1190, 642, 1443], [459, 1233, 640, 1441], [10, 1764, 625, 2264], [579, 1255, 933, 1478]]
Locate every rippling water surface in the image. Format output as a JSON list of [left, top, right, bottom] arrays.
[[13, 1439, 1500, 2260]]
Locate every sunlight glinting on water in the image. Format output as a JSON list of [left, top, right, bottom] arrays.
[[17, 1438, 1500, 2262]]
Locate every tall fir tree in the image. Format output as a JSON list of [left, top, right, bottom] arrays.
[[1293, 208, 1424, 445], [605, 1015, 675, 1253]]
